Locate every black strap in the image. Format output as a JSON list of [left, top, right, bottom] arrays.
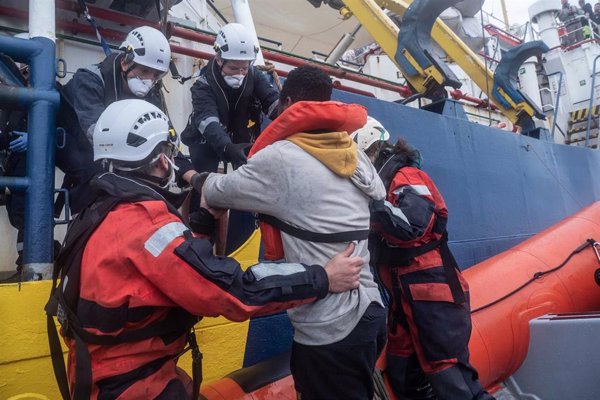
[[258, 213, 369, 243], [381, 232, 465, 304], [438, 234, 466, 304], [77, 0, 111, 56], [169, 60, 195, 84], [188, 330, 203, 400], [378, 238, 442, 265], [73, 333, 93, 400], [47, 315, 71, 400]]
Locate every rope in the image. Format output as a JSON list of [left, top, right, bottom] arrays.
[[471, 238, 598, 313], [256, 62, 282, 91]]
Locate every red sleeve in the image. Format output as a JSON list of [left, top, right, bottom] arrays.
[[124, 201, 329, 322]]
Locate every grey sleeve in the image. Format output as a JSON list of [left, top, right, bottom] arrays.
[[203, 146, 285, 213]]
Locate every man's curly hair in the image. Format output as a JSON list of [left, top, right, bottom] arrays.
[[280, 66, 332, 103]]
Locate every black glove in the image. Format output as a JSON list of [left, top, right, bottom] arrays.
[[223, 142, 251, 170], [189, 172, 210, 194], [189, 208, 216, 235]]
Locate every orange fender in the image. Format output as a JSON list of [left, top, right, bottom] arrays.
[[465, 201, 600, 388]]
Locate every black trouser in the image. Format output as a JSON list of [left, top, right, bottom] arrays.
[[55, 131, 102, 215], [290, 303, 387, 400]]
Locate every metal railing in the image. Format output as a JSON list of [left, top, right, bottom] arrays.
[[0, 35, 59, 279], [585, 55, 600, 147]]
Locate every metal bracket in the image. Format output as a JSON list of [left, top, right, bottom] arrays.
[[493, 41, 549, 131], [394, 0, 463, 98]]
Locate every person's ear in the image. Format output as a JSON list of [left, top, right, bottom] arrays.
[[120, 57, 134, 76], [284, 96, 293, 109], [159, 153, 170, 173]]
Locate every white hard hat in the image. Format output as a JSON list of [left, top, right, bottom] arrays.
[[214, 23, 258, 61], [93, 99, 179, 164], [350, 116, 391, 152], [120, 26, 171, 73]]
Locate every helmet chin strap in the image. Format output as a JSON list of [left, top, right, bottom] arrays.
[[159, 153, 179, 189]]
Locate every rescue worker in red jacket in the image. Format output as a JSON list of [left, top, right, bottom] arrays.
[[47, 99, 365, 400], [351, 118, 495, 400]]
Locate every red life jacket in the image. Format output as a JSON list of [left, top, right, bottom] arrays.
[[248, 100, 367, 260]]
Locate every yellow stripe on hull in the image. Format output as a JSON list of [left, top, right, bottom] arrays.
[[0, 229, 262, 399]]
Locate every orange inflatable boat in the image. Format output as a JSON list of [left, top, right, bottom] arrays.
[[201, 202, 600, 399]]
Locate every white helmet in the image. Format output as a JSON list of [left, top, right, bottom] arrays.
[[120, 26, 171, 73], [214, 23, 258, 61], [93, 99, 179, 165], [350, 116, 391, 152]]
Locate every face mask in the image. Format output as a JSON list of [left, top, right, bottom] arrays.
[[223, 74, 245, 89], [127, 76, 155, 97]]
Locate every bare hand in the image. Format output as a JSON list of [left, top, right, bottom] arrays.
[[201, 188, 227, 219], [325, 243, 363, 293]]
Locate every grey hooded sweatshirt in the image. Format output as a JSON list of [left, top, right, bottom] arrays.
[[203, 131, 386, 345]]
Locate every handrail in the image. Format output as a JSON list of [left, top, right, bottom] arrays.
[[585, 55, 600, 147], [0, 27, 59, 279]]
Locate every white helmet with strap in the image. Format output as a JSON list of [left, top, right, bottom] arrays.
[[119, 26, 171, 73], [93, 99, 179, 166], [214, 23, 258, 61], [350, 116, 391, 152]]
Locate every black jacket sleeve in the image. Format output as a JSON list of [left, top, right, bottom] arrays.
[[166, 237, 329, 320], [60, 69, 106, 142], [370, 186, 436, 242], [190, 77, 231, 155], [252, 68, 280, 120]]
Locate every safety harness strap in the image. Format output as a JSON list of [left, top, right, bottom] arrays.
[[381, 232, 465, 305], [438, 235, 466, 304], [258, 213, 370, 243], [78, 0, 112, 56], [188, 330, 203, 400], [47, 315, 71, 400]]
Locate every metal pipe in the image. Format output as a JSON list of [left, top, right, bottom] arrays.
[[168, 25, 413, 97], [30, 0, 56, 41], [26, 0, 58, 278], [325, 23, 362, 65], [500, 0, 510, 31], [0, 85, 59, 109], [546, 71, 563, 140], [230, 0, 265, 65], [450, 90, 499, 110], [585, 55, 600, 147], [169, 44, 375, 97], [0, 177, 31, 191]]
